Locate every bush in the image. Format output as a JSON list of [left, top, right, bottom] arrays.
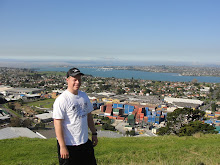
[[178, 121, 218, 136], [35, 122, 45, 129], [8, 103, 15, 110], [10, 117, 22, 127], [102, 123, 115, 131], [22, 119, 32, 127], [129, 130, 136, 136]]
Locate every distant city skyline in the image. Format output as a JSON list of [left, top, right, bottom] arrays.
[[0, 0, 220, 66]]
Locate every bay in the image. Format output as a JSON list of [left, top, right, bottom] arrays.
[[35, 67, 220, 83]]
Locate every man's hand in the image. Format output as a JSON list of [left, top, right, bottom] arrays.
[[60, 146, 69, 159], [54, 119, 69, 159], [92, 135, 98, 147]]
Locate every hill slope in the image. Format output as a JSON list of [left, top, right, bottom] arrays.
[[0, 134, 220, 165]]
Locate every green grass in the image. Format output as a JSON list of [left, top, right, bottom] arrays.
[[25, 99, 55, 109], [3, 104, 22, 117], [0, 134, 220, 165], [38, 71, 66, 76], [28, 71, 66, 76]]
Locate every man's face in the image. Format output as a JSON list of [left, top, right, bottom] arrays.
[[67, 74, 82, 91]]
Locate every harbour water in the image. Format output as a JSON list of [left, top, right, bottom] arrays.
[[35, 67, 220, 83]]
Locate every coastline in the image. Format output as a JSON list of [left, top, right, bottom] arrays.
[[34, 66, 220, 83], [91, 66, 220, 77]]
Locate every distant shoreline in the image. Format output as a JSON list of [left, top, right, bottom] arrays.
[[1, 63, 220, 77], [33, 66, 220, 83], [83, 66, 220, 77]]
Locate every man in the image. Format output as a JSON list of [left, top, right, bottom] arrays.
[[53, 67, 98, 165]]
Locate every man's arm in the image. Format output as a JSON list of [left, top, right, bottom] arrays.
[[54, 119, 69, 159], [87, 112, 98, 147]]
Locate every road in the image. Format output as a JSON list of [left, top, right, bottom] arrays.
[[0, 104, 17, 118], [212, 89, 219, 100], [201, 103, 211, 111], [200, 89, 219, 112]]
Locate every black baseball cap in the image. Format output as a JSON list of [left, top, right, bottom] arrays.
[[67, 67, 84, 78]]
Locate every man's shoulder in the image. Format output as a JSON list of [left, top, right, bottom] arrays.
[[78, 90, 88, 97], [55, 90, 69, 101]]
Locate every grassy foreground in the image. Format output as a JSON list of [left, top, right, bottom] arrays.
[[0, 134, 219, 165]]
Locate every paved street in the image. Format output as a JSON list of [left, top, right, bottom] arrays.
[[0, 105, 17, 118]]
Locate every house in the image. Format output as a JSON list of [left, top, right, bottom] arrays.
[[0, 127, 45, 139], [35, 112, 53, 123], [0, 109, 10, 123], [152, 127, 159, 134], [200, 87, 210, 93]]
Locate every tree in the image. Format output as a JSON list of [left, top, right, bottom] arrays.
[[129, 130, 136, 136], [38, 81, 45, 86], [143, 89, 152, 95], [10, 117, 22, 127], [0, 97, 7, 104], [157, 126, 171, 136], [157, 108, 216, 136], [116, 88, 125, 95], [22, 118, 32, 127], [18, 99, 24, 106], [125, 130, 129, 136], [102, 123, 108, 130], [211, 103, 217, 112], [192, 78, 198, 84], [178, 121, 217, 136], [35, 122, 45, 129], [8, 103, 15, 110], [102, 123, 115, 131]]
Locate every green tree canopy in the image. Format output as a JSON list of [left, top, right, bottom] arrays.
[[158, 108, 217, 136]]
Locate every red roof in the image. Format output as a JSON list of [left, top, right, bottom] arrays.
[[105, 108, 112, 113]]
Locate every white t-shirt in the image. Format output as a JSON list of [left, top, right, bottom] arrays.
[[53, 90, 93, 146]]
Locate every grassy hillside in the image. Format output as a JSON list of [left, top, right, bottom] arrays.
[[25, 98, 55, 109], [0, 134, 220, 165]]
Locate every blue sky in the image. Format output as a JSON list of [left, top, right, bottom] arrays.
[[0, 0, 220, 66]]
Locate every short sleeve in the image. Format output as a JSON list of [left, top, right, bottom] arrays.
[[53, 97, 65, 119], [87, 98, 93, 114], [84, 93, 93, 114]]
